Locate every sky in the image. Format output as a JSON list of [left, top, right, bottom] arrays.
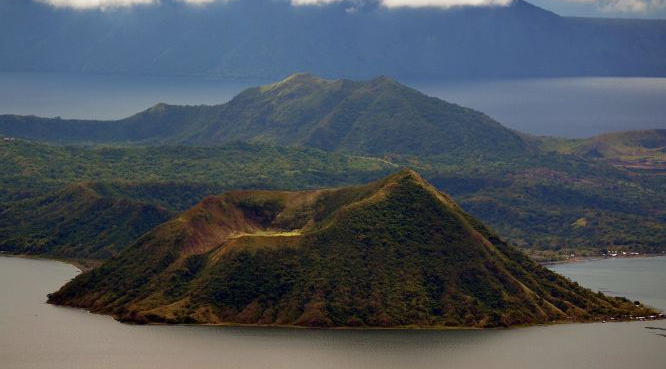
[[35, 0, 666, 18]]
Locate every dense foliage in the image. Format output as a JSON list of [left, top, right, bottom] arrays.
[[49, 171, 656, 328], [3, 139, 666, 260], [0, 140, 395, 258], [416, 153, 666, 255]]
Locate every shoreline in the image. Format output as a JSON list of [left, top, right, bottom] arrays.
[[0, 253, 103, 272], [4, 253, 664, 331], [47, 301, 666, 331], [540, 253, 666, 266], [5, 251, 664, 271]]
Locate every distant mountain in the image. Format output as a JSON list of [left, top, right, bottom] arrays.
[[0, 0, 664, 79], [0, 73, 532, 158], [48, 170, 656, 327]]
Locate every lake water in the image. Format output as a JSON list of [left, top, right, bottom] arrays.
[[1, 72, 665, 138], [1, 255, 665, 369], [414, 77, 666, 138]]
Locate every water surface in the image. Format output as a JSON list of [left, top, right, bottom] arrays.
[[0, 72, 266, 121], [1, 255, 664, 369], [550, 256, 666, 312], [413, 77, 666, 138]]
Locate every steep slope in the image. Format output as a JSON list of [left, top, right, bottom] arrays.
[[0, 0, 664, 79], [48, 170, 655, 328], [0, 74, 532, 158]]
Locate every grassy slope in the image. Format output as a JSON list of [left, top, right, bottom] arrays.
[[541, 130, 666, 171], [48, 170, 656, 328]]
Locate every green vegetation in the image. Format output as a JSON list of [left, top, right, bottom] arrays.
[[378, 148, 666, 255], [48, 170, 656, 328], [4, 138, 665, 260], [1, 183, 178, 259], [0, 74, 530, 158], [541, 130, 666, 171], [0, 139, 394, 203], [1, 74, 665, 261], [0, 140, 396, 258]]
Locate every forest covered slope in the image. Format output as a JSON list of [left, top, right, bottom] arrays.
[[48, 170, 657, 328]]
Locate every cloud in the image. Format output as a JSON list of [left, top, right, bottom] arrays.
[[37, 0, 225, 9], [602, 0, 648, 12], [555, 0, 665, 13], [381, 0, 513, 7], [38, 0, 156, 8], [290, 0, 512, 7], [179, 0, 222, 4], [37, 0, 514, 10], [289, 0, 341, 4], [34, 0, 665, 12], [603, 0, 666, 12]]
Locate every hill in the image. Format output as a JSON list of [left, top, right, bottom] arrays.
[[0, 140, 396, 259], [1, 0, 665, 79], [0, 74, 532, 158], [47, 170, 656, 328], [541, 130, 666, 171], [0, 183, 173, 259], [3, 139, 666, 261]]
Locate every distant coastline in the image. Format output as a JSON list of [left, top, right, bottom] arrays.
[[541, 253, 666, 266]]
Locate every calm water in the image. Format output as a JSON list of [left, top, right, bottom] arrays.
[[1, 72, 665, 138], [550, 256, 666, 311], [1, 255, 664, 369], [0, 72, 267, 121], [414, 77, 666, 137]]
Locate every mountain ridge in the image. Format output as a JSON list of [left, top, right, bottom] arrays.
[[0, 74, 533, 158]]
